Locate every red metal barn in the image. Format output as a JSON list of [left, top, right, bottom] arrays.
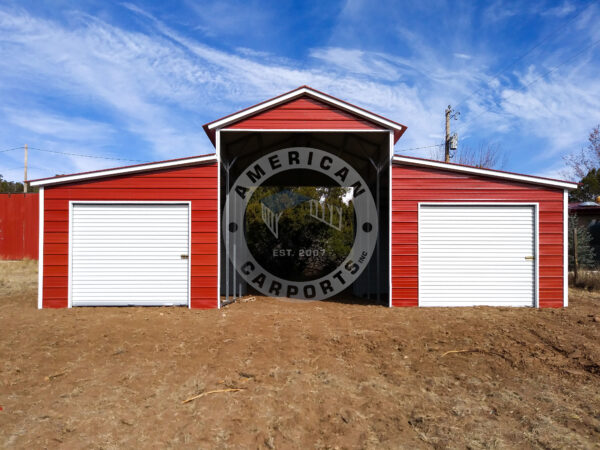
[[30, 86, 576, 309]]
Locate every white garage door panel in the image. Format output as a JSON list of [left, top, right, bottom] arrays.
[[419, 205, 535, 307], [71, 203, 189, 306]]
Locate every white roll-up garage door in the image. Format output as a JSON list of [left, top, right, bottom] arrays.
[[419, 205, 535, 307], [71, 203, 189, 306]]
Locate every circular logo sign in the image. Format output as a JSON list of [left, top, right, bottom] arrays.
[[223, 147, 378, 300]]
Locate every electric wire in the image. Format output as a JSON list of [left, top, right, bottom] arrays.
[[0, 145, 148, 162], [394, 143, 444, 153], [0, 146, 25, 153], [27, 147, 148, 162]]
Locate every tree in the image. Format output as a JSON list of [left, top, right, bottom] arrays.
[[569, 215, 596, 270], [430, 142, 506, 169], [564, 124, 600, 180], [244, 185, 355, 282], [569, 168, 600, 202], [0, 175, 38, 193]]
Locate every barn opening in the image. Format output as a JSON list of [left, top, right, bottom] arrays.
[[219, 131, 390, 305]]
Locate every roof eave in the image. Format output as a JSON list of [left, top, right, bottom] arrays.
[[202, 86, 407, 146], [392, 155, 578, 190], [29, 153, 218, 187]]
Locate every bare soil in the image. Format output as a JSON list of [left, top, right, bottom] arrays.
[[1, 261, 600, 449]]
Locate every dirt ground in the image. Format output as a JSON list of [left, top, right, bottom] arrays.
[[1, 261, 600, 449]]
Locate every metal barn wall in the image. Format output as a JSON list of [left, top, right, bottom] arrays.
[[228, 97, 383, 131], [0, 193, 39, 260], [391, 164, 565, 308], [41, 163, 218, 309]]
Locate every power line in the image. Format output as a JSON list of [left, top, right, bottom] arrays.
[[394, 143, 443, 153], [28, 147, 148, 162], [453, 2, 593, 112], [0, 146, 24, 153], [0, 145, 147, 162], [459, 35, 600, 132]]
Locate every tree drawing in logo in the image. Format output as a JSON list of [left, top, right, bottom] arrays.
[[245, 186, 355, 282], [260, 189, 311, 238]]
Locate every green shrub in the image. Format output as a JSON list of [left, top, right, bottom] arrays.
[[569, 215, 595, 270]]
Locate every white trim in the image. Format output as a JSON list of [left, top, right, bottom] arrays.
[[37, 187, 44, 309], [188, 201, 192, 309], [418, 202, 421, 307], [221, 129, 390, 133], [68, 202, 73, 308], [417, 202, 539, 308], [216, 130, 221, 310], [68, 201, 192, 308], [393, 156, 578, 190], [388, 131, 393, 308], [30, 154, 217, 187], [535, 204, 540, 308], [207, 87, 405, 133], [563, 189, 568, 307]]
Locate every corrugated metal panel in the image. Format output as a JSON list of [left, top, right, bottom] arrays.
[[229, 97, 382, 130], [391, 164, 564, 308], [41, 163, 218, 309], [71, 203, 189, 306]]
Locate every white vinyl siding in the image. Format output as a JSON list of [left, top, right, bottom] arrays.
[[71, 203, 189, 306], [419, 205, 535, 307]]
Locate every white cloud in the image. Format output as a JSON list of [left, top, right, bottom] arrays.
[[454, 53, 472, 60], [309, 47, 402, 81], [542, 1, 576, 17], [5, 109, 114, 143]]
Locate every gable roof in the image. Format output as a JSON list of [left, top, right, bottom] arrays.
[[203, 86, 407, 145], [393, 155, 578, 190], [29, 153, 217, 187]]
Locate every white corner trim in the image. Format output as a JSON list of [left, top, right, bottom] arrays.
[[207, 87, 405, 133], [535, 203, 540, 308], [388, 131, 393, 308], [217, 129, 221, 310], [30, 154, 218, 187], [564, 189, 568, 307], [393, 156, 578, 190], [68, 202, 73, 308], [37, 187, 44, 309], [188, 200, 192, 309]]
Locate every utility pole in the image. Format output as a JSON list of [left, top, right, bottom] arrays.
[[445, 106, 451, 163], [24, 144, 28, 193], [445, 106, 460, 163]]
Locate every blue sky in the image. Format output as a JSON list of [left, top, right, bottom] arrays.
[[0, 0, 598, 181]]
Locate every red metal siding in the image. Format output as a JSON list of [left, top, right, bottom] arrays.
[[0, 193, 39, 260], [391, 165, 565, 308], [42, 163, 218, 309], [229, 97, 383, 131]]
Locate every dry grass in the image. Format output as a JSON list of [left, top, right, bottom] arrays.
[[0, 259, 37, 295], [569, 270, 600, 291]]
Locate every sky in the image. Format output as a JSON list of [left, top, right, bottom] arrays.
[[0, 0, 598, 182]]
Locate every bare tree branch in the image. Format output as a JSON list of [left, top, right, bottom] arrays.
[[430, 142, 506, 169], [563, 125, 600, 180]]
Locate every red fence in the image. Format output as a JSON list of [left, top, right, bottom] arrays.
[[0, 193, 39, 260]]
